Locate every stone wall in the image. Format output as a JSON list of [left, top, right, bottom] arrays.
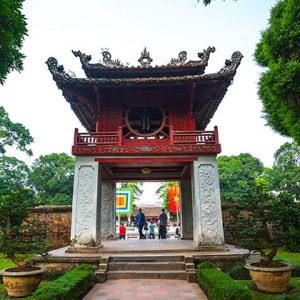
[[28, 206, 72, 249], [28, 204, 246, 249]]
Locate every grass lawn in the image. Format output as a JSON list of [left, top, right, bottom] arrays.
[[0, 253, 36, 271], [276, 249, 300, 265], [0, 254, 15, 271]]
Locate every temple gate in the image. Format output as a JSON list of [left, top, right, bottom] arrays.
[[46, 47, 242, 251]]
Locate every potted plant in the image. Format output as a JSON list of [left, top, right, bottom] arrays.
[[0, 157, 51, 297], [227, 179, 298, 293]]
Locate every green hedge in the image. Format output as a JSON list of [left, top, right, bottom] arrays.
[[197, 261, 252, 300], [226, 263, 251, 280], [28, 264, 95, 300]]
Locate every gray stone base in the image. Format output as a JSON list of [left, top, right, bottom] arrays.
[[194, 245, 227, 252], [66, 245, 103, 254], [32, 242, 248, 278], [101, 234, 117, 240], [95, 271, 107, 283]]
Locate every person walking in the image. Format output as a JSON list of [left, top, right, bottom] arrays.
[[149, 220, 155, 239], [158, 208, 168, 239], [119, 222, 126, 240], [175, 223, 181, 238], [136, 208, 146, 239]]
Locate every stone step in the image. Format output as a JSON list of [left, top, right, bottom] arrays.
[[109, 255, 184, 262], [108, 261, 185, 271], [107, 270, 187, 280]]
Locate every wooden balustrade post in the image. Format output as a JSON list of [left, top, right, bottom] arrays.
[[118, 127, 122, 146], [170, 126, 174, 144], [214, 126, 219, 144], [74, 128, 78, 146]]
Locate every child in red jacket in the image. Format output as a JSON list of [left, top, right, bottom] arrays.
[[119, 223, 126, 240]]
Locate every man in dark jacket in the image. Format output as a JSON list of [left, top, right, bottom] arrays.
[[136, 208, 146, 239], [158, 208, 168, 239]]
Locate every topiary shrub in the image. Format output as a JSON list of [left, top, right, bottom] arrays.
[[28, 264, 95, 300], [226, 264, 251, 280], [198, 261, 251, 300]]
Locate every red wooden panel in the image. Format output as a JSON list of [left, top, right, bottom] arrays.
[[95, 157, 198, 163], [169, 94, 192, 131]]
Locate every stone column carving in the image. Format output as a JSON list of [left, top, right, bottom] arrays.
[[180, 180, 193, 239], [70, 158, 102, 247], [101, 180, 116, 238], [192, 156, 224, 248]]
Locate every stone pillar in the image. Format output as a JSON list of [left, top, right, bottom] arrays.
[[70, 157, 102, 247], [101, 180, 116, 238], [191, 156, 224, 249], [180, 180, 193, 239]]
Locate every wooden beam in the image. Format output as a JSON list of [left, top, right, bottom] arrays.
[[103, 166, 114, 179], [180, 165, 189, 178]]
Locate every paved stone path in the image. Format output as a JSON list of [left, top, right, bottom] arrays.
[[83, 279, 208, 300]]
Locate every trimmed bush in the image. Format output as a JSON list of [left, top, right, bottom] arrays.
[[227, 264, 251, 280], [276, 292, 300, 300], [28, 264, 95, 300], [198, 261, 252, 300]]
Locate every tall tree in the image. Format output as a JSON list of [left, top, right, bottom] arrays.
[[272, 142, 299, 199], [217, 153, 264, 203], [0, 0, 27, 84], [0, 156, 33, 227], [255, 0, 300, 143], [30, 153, 75, 205], [0, 106, 33, 156]]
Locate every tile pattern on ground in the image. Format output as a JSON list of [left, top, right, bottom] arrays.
[[83, 279, 208, 300]]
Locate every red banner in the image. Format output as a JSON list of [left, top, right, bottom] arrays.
[[168, 186, 180, 213]]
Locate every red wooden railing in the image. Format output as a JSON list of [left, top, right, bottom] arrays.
[[172, 126, 218, 145], [73, 126, 219, 147], [74, 129, 119, 145]]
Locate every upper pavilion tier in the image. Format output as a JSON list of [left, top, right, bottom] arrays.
[[46, 47, 242, 134]]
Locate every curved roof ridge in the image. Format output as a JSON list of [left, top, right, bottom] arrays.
[[46, 50, 242, 84]]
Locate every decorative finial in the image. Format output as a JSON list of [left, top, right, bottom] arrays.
[[170, 51, 187, 66], [138, 48, 153, 67]]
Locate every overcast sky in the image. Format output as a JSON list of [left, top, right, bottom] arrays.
[[0, 1, 288, 204], [1, 0, 288, 167]]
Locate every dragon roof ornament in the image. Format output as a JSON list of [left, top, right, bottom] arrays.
[[197, 46, 216, 63], [218, 51, 243, 74], [46, 57, 71, 79], [101, 51, 123, 67], [170, 46, 215, 66], [170, 51, 187, 66], [72, 50, 92, 68]]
